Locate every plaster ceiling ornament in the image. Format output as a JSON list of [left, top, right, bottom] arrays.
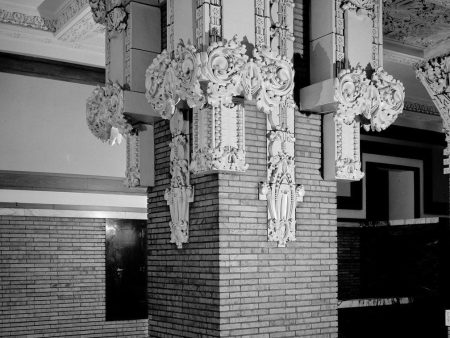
[[88, 0, 127, 34], [383, 0, 450, 49], [54, 0, 90, 31], [86, 82, 133, 145], [0, 8, 56, 32], [416, 54, 450, 174]]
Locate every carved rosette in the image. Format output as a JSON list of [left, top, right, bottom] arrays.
[[89, 0, 127, 33], [86, 82, 133, 145], [416, 54, 450, 174], [333, 66, 404, 180]]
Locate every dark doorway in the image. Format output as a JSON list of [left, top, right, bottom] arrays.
[[365, 162, 420, 221], [106, 219, 147, 321]]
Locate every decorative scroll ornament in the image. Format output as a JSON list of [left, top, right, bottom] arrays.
[[164, 110, 194, 248], [89, 0, 127, 33], [259, 130, 304, 247], [333, 66, 404, 180], [416, 54, 450, 174], [335, 66, 405, 132], [145, 38, 299, 247], [86, 82, 133, 145]]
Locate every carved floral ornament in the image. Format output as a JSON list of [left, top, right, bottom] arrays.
[[416, 54, 450, 174], [332, 66, 405, 181], [88, 0, 127, 33], [145, 37, 296, 173], [259, 130, 305, 247], [335, 66, 405, 132], [86, 82, 134, 145], [145, 37, 301, 248]]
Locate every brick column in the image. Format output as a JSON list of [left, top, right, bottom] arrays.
[[147, 105, 338, 337]]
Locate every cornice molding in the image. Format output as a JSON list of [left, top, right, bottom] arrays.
[[0, 22, 104, 67], [54, 0, 90, 31], [0, 8, 55, 32]]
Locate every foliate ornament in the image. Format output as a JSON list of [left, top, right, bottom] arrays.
[[145, 50, 179, 119], [333, 66, 404, 180], [368, 68, 405, 132], [334, 119, 364, 181], [86, 82, 133, 145], [165, 109, 193, 249], [89, 0, 106, 24], [198, 36, 249, 106], [416, 54, 450, 174], [88, 0, 127, 33], [259, 130, 303, 247], [253, 47, 295, 116], [173, 42, 204, 108], [334, 66, 405, 131], [106, 5, 127, 33], [190, 103, 248, 173]]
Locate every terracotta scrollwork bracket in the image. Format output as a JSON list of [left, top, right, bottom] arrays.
[[416, 54, 450, 174], [333, 65, 405, 180]]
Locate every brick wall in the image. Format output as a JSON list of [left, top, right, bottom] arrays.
[[218, 104, 338, 337], [147, 105, 338, 337], [337, 226, 361, 300], [0, 215, 148, 338], [147, 120, 221, 337]]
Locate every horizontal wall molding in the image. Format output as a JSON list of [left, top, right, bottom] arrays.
[[0, 171, 146, 195], [0, 52, 105, 85], [338, 297, 414, 309], [0, 189, 147, 209], [0, 207, 146, 219], [0, 202, 145, 213]]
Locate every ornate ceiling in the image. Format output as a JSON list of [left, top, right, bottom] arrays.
[[0, 0, 104, 66], [383, 0, 450, 49]]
